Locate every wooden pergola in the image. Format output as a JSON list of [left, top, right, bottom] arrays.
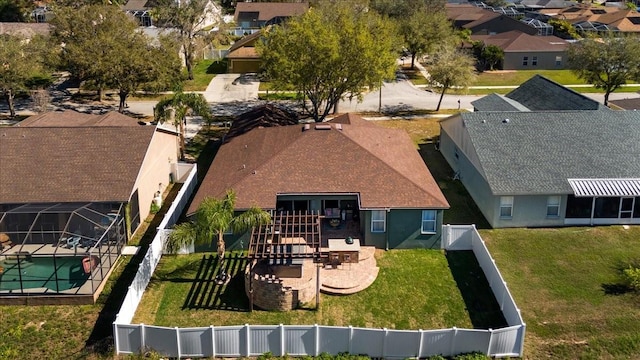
[[247, 210, 324, 260], [246, 210, 325, 310]]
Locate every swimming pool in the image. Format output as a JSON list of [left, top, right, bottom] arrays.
[[0, 256, 89, 292]]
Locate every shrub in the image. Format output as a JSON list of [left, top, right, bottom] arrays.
[[623, 266, 640, 292]]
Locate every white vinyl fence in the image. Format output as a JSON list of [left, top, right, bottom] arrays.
[[113, 164, 197, 325], [114, 217, 525, 358]]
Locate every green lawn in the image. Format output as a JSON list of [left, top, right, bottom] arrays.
[[473, 70, 585, 86], [183, 59, 227, 91], [482, 227, 640, 359], [133, 249, 507, 330]]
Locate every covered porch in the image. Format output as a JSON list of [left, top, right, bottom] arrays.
[[565, 178, 640, 225]]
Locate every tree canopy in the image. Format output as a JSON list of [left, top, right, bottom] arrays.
[[567, 34, 640, 106], [400, 8, 455, 69], [0, 34, 49, 117], [165, 190, 271, 258], [258, 3, 399, 122], [154, 0, 222, 80], [428, 46, 477, 111], [51, 4, 182, 107], [155, 92, 211, 160]]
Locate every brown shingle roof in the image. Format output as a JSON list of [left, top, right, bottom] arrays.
[[189, 114, 449, 214], [0, 111, 156, 203], [18, 110, 140, 127], [234, 2, 309, 22], [472, 31, 568, 52]]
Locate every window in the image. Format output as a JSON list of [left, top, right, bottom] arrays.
[[532, 56, 538, 66], [421, 210, 437, 234], [555, 56, 562, 67], [371, 210, 386, 233], [500, 196, 514, 218], [522, 56, 528, 66], [547, 196, 560, 217]]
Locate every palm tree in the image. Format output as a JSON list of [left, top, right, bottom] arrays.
[[165, 190, 271, 260], [155, 92, 211, 160]]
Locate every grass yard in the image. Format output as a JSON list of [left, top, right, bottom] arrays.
[[482, 227, 640, 359], [133, 249, 506, 330], [183, 59, 226, 92], [474, 70, 585, 86]]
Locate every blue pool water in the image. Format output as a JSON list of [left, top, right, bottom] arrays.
[[0, 256, 89, 292]]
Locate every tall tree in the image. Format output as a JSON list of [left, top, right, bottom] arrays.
[[155, 0, 221, 80], [0, 0, 32, 22], [52, 4, 181, 104], [428, 47, 476, 111], [258, 3, 399, 121], [401, 9, 455, 69], [0, 34, 48, 117], [155, 92, 211, 160], [165, 190, 271, 260], [567, 34, 640, 106]]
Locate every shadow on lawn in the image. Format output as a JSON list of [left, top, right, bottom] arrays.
[[183, 253, 250, 311], [446, 251, 507, 330], [419, 142, 491, 229]]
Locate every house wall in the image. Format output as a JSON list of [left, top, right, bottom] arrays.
[[362, 209, 443, 249], [503, 51, 566, 70], [491, 194, 567, 228], [131, 130, 179, 234]]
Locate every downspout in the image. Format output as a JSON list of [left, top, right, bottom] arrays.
[[590, 197, 596, 226], [385, 208, 390, 251]]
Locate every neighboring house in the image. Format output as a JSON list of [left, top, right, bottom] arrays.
[[122, 0, 154, 27], [122, 0, 221, 29], [471, 74, 607, 111], [233, 1, 308, 33], [189, 113, 449, 249], [541, 4, 640, 33], [226, 30, 261, 73], [440, 77, 640, 229], [471, 31, 569, 70], [446, 5, 539, 35], [0, 110, 182, 303]]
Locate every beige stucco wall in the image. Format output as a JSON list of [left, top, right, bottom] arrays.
[[130, 129, 180, 232]]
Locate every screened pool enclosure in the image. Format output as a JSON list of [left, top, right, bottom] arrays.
[[0, 203, 126, 298]]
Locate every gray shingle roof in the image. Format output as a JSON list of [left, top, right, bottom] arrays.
[[506, 75, 606, 111], [460, 111, 640, 195], [472, 93, 530, 112]]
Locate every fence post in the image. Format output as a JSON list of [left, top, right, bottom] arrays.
[[280, 324, 285, 356], [211, 325, 216, 357], [140, 323, 146, 353], [348, 326, 353, 354], [449, 327, 457, 357], [113, 318, 119, 354], [176, 327, 181, 358], [519, 323, 527, 357], [486, 328, 493, 356], [382, 328, 388, 358], [417, 329, 423, 358], [314, 324, 319, 356], [245, 324, 251, 357]]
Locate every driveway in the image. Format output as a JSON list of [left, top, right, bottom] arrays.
[[203, 73, 260, 102]]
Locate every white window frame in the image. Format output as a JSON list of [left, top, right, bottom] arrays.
[[500, 196, 514, 218], [555, 56, 562, 66], [546, 195, 561, 217], [421, 210, 437, 234], [371, 210, 386, 233]]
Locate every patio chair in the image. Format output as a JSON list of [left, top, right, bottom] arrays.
[[67, 236, 81, 249]]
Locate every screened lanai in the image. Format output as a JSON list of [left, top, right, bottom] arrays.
[[0, 203, 126, 298]]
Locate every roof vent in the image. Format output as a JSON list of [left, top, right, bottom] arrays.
[[315, 124, 331, 130], [335, 123, 342, 130], [303, 123, 311, 131], [481, 120, 486, 123], [502, 118, 510, 123]]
